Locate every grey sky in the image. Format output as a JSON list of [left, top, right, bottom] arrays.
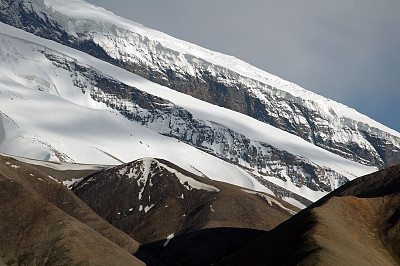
[[86, 0, 400, 132]]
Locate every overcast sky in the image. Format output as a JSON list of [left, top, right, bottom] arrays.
[[86, 0, 400, 132]]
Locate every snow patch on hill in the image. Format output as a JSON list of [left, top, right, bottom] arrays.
[[159, 161, 220, 192]]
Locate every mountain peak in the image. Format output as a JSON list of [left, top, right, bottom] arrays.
[[0, 0, 399, 206]]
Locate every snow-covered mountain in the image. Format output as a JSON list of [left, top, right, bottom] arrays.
[[2, 0, 399, 169], [0, 0, 398, 206]]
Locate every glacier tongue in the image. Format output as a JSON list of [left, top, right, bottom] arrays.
[[5, 0, 394, 170], [0, 23, 378, 206], [0, 64, 269, 195], [2, 0, 399, 206], [1, 0, 399, 171]]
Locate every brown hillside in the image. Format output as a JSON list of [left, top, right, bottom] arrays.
[[219, 164, 400, 265], [0, 154, 144, 265], [73, 158, 299, 265]]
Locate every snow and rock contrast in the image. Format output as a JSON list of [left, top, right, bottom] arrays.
[[1, 0, 399, 170], [0, 0, 398, 206], [72, 157, 299, 265]]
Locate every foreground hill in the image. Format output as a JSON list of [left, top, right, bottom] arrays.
[[0, 154, 144, 265], [220, 164, 400, 265], [0, 153, 298, 265], [72, 157, 299, 265]]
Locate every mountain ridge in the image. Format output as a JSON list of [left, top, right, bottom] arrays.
[[218, 164, 400, 265], [1, 0, 399, 169], [0, 0, 399, 206], [0, 21, 375, 205], [0, 1, 399, 264]]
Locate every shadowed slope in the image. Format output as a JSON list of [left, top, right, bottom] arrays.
[[73, 157, 299, 265], [219, 165, 400, 265], [0, 154, 144, 265]]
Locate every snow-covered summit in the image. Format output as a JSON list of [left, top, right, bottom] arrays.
[[2, 0, 394, 170], [38, 0, 399, 138], [0, 21, 377, 205], [0, 0, 399, 205]]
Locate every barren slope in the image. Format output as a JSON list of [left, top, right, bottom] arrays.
[[0, 154, 144, 265], [220, 165, 400, 265], [73, 158, 299, 265]]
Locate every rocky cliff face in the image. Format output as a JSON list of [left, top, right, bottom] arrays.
[[1, 0, 399, 170], [40, 50, 348, 198]]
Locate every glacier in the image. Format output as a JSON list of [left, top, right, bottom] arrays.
[[1, 0, 399, 206], [0, 22, 376, 205]]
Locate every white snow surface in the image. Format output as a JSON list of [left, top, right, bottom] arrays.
[[0, 24, 270, 196], [159, 162, 220, 192], [62, 177, 84, 189], [242, 189, 297, 215], [144, 204, 155, 213], [163, 233, 174, 247], [282, 197, 307, 209], [0, 152, 111, 171], [40, 0, 400, 139], [0, 22, 379, 202]]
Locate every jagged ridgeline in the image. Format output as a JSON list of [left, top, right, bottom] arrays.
[[1, 1, 399, 265], [35, 49, 346, 204], [0, 0, 399, 207], [1, 0, 399, 169]]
